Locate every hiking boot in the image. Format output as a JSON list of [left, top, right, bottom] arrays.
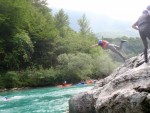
[[121, 40, 127, 43]]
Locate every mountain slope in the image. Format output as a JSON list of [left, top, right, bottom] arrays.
[[51, 8, 139, 38]]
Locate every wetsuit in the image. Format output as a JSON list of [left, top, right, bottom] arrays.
[[98, 40, 126, 61]]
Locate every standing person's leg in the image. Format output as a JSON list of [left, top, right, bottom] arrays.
[[145, 31, 150, 62], [139, 32, 148, 63], [107, 44, 126, 61], [146, 30, 150, 43]]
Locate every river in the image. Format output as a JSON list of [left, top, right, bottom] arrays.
[[0, 85, 93, 113]]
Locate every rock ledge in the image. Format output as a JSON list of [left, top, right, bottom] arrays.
[[69, 52, 150, 113]]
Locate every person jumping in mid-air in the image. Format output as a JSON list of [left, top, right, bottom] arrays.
[[91, 40, 127, 61]]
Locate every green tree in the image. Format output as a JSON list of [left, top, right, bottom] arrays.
[[78, 14, 91, 36], [57, 53, 93, 83], [3, 71, 20, 88], [54, 9, 70, 38], [0, 0, 35, 70], [0, 0, 59, 70]]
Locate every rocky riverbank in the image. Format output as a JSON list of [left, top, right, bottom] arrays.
[[69, 51, 150, 113]]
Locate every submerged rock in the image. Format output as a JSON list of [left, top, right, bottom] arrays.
[[69, 52, 150, 113]]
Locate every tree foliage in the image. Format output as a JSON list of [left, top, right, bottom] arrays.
[[78, 14, 91, 36], [54, 9, 70, 38], [0, 0, 58, 70], [0, 0, 136, 89]]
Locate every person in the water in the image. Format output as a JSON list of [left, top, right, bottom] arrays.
[[3, 96, 10, 101]]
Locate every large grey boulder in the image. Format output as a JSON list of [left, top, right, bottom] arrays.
[[69, 52, 150, 113]]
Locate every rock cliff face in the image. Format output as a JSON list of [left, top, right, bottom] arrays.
[[69, 52, 150, 113]]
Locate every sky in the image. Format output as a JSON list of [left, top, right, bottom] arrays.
[[47, 0, 150, 21]]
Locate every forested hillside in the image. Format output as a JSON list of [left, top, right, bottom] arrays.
[[51, 8, 139, 38], [0, 0, 143, 89]]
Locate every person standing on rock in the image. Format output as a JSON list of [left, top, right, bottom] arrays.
[[132, 6, 150, 63], [91, 39, 127, 62]]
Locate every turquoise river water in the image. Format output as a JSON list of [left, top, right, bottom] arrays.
[[0, 85, 93, 113]]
